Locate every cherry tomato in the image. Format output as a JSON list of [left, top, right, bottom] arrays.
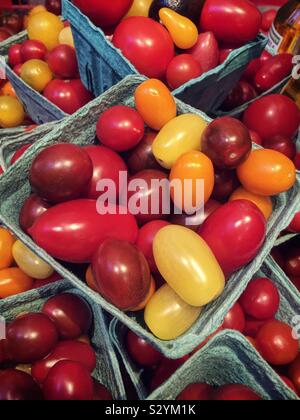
[[46, 0, 62, 15], [0, 96, 25, 128], [0, 267, 33, 298], [20, 40, 47, 62], [113, 17, 174, 79], [256, 320, 299, 365], [0, 81, 17, 98], [243, 315, 274, 338], [249, 130, 263, 146], [0, 370, 42, 401], [27, 5, 47, 20], [0, 227, 15, 269], [47, 44, 78, 79], [177, 383, 213, 400], [33, 273, 62, 289], [187, 32, 219, 73], [212, 169, 240, 202], [8, 44, 22, 68], [222, 81, 257, 111], [125, 0, 152, 17], [58, 26, 75, 47], [150, 355, 189, 391], [212, 384, 262, 400], [27, 11, 64, 51], [166, 54, 202, 89], [85, 265, 99, 292], [237, 149, 296, 196], [219, 47, 234, 63], [288, 354, 300, 394], [13, 63, 23, 76], [10, 144, 32, 165], [242, 58, 261, 84], [254, 54, 293, 93], [96, 106, 144, 152], [288, 211, 300, 233], [92, 239, 151, 310], [126, 329, 163, 367], [199, 200, 266, 277], [285, 248, 300, 277], [261, 9, 277, 32], [130, 276, 156, 311], [20, 59, 53, 92], [263, 135, 296, 160], [19, 193, 50, 234], [229, 187, 273, 220], [222, 302, 245, 333]]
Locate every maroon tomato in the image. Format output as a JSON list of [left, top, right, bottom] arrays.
[[199, 0, 261, 44], [47, 44, 78, 79], [289, 276, 300, 292], [256, 320, 299, 365], [46, 0, 62, 15], [19, 193, 51, 234], [243, 316, 272, 338], [254, 53, 293, 93], [212, 384, 262, 400], [42, 293, 92, 340], [176, 383, 213, 400], [33, 273, 62, 289], [288, 211, 300, 233], [136, 220, 170, 273], [43, 360, 94, 400], [20, 40, 47, 62], [243, 94, 300, 141], [199, 200, 266, 276], [0, 370, 42, 401], [166, 54, 202, 90], [6, 313, 58, 363], [280, 375, 298, 394], [294, 152, 300, 171], [212, 169, 240, 202], [261, 9, 277, 32], [126, 329, 163, 368], [83, 145, 128, 199], [150, 356, 189, 391], [285, 248, 300, 277], [96, 106, 144, 152], [187, 32, 219, 73], [222, 81, 257, 111], [93, 382, 113, 400], [288, 354, 300, 394], [263, 135, 296, 160], [10, 143, 31, 165], [8, 44, 22, 68], [113, 17, 174, 79], [0, 13, 23, 33], [242, 58, 261, 83], [0, 27, 13, 42], [43, 79, 93, 114], [222, 302, 245, 333], [92, 239, 151, 310], [201, 117, 252, 169], [249, 130, 263, 145]]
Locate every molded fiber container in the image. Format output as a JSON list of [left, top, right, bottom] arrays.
[[0, 75, 299, 359], [110, 255, 300, 399], [62, 0, 267, 113], [0, 279, 126, 400]]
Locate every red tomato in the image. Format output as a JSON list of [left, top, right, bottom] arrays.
[[242, 58, 261, 83], [166, 54, 202, 90], [249, 130, 263, 145], [212, 384, 262, 400], [33, 273, 62, 289], [222, 81, 257, 111], [285, 248, 300, 277], [13, 63, 23, 76], [126, 329, 163, 368], [261, 9, 277, 32], [43, 79, 93, 114], [212, 169, 240, 202], [20, 40, 47, 62], [199, 0, 261, 44], [260, 50, 272, 62], [288, 354, 300, 394], [256, 320, 299, 365], [263, 135, 296, 160], [10, 144, 32, 165], [47, 45, 79, 79], [8, 44, 22, 68], [176, 383, 213, 400], [0, 370, 42, 401], [239, 277, 280, 320], [288, 211, 300, 233], [222, 302, 245, 333], [254, 54, 293, 93], [113, 17, 174, 79], [244, 315, 274, 338], [218, 47, 234, 64], [243, 94, 300, 141], [187, 32, 219, 73], [19, 193, 51, 234]]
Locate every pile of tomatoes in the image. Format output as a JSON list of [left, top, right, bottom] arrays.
[[0, 292, 113, 400]]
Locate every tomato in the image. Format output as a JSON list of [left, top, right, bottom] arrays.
[[20, 40, 47, 62], [125, 0, 152, 18], [166, 54, 202, 89], [218, 47, 234, 63], [29, 143, 93, 203], [33, 273, 62, 289], [42, 293, 92, 340], [149, 0, 203, 24], [243, 94, 300, 141], [47, 44, 78, 79], [263, 135, 296, 160], [85, 265, 99, 292], [0, 370, 42, 401], [6, 313, 58, 363], [13, 63, 23, 76], [150, 355, 189, 391], [0, 267, 33, 298], [152, 114, 208, 169], [46, 0, 62, 15], [237, 149, 296, 196], [134, 79, 176, 131], [32, 340, 96, 384], [0, 13, 23, 34], [212, 384, 262, 400], [288, 211, 300, 233], [27, 11, 64, 51], [222, 81, 257, 111], [222, 302, 245, 333], [285, 248, 300, 277], [29, 200, 138, 263], [294, 152, 300, 171], [0, 27, 12, 42], [58, 26, 75, 47], [0, 227, 15, 269], [201, 117, 251, 169], [92, 239, 151, 310], [199, 200, 266, 277], [187, 32, 219, 73], [8, 44, 22, 68], [0, 96, 25, 128], [0, 81, 17, 98], [212, 169, 239, 202], [136, 220, 170, 273], [249, 130, 263, 145], [10, 144, 32, 165], [20, 59, 53, 92], [130, 276, 156, 311], [19, 194, 50, 234], [279, 375, 298, 394], [288, 354, 300, 394], [113, 17, 174, 79], [153, 225, 225, 306], [242, 58, 261, 84], [93, 381, 113, 400], [254, 54, 293, 93], [229, 187, 273, 220], [145, 283, 202, 339], [261, 9, 277, 32], [126, 329, 163, 367], [96, 106, 144, 152], [199, 0, 261, 44], [176, 383, 213, 400], [256, 320, 299, 365], [243, 316, 273, 338]]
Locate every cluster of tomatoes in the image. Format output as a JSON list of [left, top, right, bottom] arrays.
[[0, 292, 113, 400]]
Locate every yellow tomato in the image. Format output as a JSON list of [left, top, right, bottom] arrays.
[[170, 151, 214, 213], [144, 283, 202, 340], [0, 268, 33, 298], [27, 11, 64, 51], [237, 149, 296, 196], [0, 227, 15, 270], [125, 0, 153, 17], [135, 79, 176, 131], [59, 26, 75, 48], [152, 114, 207, 169], [153, 225, 225, 307], [20, 59, 53, 93], [230, 187, 273, 220], [12, 240, 54, 280], [0, 96, 25, 128], [159, 8, 198, 49], [29, 5, 47, 18]]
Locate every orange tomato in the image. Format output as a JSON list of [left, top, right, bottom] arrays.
[[237, 149, 296, 196], [130, 276, 156, 311], [85, 265, 98, 292], [0, 267, 33, 298], [20, 59, 53, 92], [29, 5, 47, 18], [230, 187, 273, 220], [169, 150, 214, 213], [135, 79, 176, 131], [0, 227, 15, 270], [0, 81, 17, 98]]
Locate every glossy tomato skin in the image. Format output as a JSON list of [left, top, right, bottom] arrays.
[[125, 131, 162, 174], [8, 44, 22, 68], [10, 144, 32, 165], [288, 354, 300, 394], [212, 169, 240, 202], [42, 293, 92, 340], [256, 320, 299, 365], [222, 80, 257, 111], [29, 199, 138, 263], [199, 0, 261, 44], [212, 384, 262, 400], [6, 313, 58, 363], [261, 9, 276, 32], [47, 44, 79, 79], [263, 135, 296, 160], [198, 200, 266, 277], [222, 302, 245, 333], [285, 248, 300, 277], [254, 54, 292, 93], [19, 194, 51, 234], [0, 370, 42, 401], [20, 40, 47, 62], [0, 227, 15, 269], [243, 315, 274, 338], [126, 330, 163, 367], [166, 54, 202, 90], [176, 383, 213, 400], [0, 267, 33, 298], [92, 239, 151, 310], [187, 32, 219, 72], [242, 58, 261, 84], [113, 17, 174, 79]]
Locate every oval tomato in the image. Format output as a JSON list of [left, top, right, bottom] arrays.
[[166, 54, 202, 89], [187, 32, 219, 73], [254, 54, 292, 93], [0, 267, 33, 298]]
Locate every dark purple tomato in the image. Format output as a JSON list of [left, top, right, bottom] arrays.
[[47, 44, 79, 79], [222, 81, 257, 111], [254, 53, 293, 93], [19, 194, 51, 234], [0, 370, 43, 401], [29, 143, 93, 203], [176, 383, 213, 400], [6, 313, 58, 363], [93, 381, 113, 400], [212, 169, 240, 202], [92, 239, 151, 310], [187, 31, 219, 73], [112, 17, 174, 79], [166, 54, 202, 90], [126, 329, 163, 368], [43, 360, 94, 400], [149, 0, 204, 24], [42, 293, 92, 340], [46, 0, 62, 15], [211, 384, 262, 400], [8, 44, 22, 68], [222, 302, 245, 333], [263, 135, 296, 160], [96, 105, 144, 152], [201, 117, 252, 169], [20, 40, 47, 62]]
